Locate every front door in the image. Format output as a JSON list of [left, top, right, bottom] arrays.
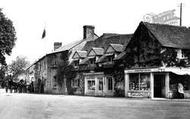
[[154, 74, 165, 98]]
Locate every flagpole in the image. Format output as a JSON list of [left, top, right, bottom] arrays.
[[180, 3, 182, 26], [42, 22, 47, 55]]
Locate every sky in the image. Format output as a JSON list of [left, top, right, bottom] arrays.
[[0, 0, 190, 64]]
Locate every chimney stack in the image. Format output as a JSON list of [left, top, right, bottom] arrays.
[[83, 25, 95, 40], [54, 42, 62, 51]]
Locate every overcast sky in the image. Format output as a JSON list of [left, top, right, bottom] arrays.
[[1, 0, 190, 64]]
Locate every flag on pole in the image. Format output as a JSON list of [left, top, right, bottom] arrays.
[[42, 29, 46, 39]]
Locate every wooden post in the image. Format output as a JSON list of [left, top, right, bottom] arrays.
[[95, 77, 99, 96], [125, 73, 129, 97], [150, 73, 154, 99], [180, 3, 182, 26], [165, 73, 170, 98], [84, 77, 87, 95]]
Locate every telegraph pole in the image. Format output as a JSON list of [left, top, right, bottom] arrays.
[[180, 3, 182, 26]]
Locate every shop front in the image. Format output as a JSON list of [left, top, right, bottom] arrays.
[[125, 67, 190, 99], [84, 72, 114, 96], [125, 67, 170, 99]]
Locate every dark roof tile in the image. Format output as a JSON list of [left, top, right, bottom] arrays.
[[82, 33, 132, 52], [143, 22, 190, 49], [91, 47, 104, 56], [110, 44, 124, 52]]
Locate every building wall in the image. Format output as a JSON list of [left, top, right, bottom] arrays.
[[45, 52, 67, 94]]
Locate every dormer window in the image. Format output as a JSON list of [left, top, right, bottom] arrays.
[[89, 58, 95, 64], [107, 55, 114, 62], [74, 60, 79, 66]]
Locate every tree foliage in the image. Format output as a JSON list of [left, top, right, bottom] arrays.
[[56, 51, 76, 94], [8, 56, 29, 81], [0, 9, 16, 65], [0, 65, 7, 82]]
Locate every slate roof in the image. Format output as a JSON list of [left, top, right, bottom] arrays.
[[114, 51, 126, 61], [79, 56, 95, 65], [96, 53, 113, 63], [109, 44, 124, 52], [90, 47, 104, 56], [82, 33, 133, 52], [76, 51, 87, 58], [50, 39, 86, 54], [143, 22, 190, 49]]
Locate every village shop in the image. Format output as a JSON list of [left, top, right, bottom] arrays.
[[125, 67, 190, 99]]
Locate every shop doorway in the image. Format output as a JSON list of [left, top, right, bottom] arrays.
[[154, 74, 165, 98]]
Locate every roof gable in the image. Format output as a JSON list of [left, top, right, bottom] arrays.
[[106, 46, 115, 53], [110, 44, 123, 52], [88, 47, 104, 56], [88, 49, 96, 56], [72, 52, 80, 59], [77, 51, 87, 58], [92, 47, 104, 56]]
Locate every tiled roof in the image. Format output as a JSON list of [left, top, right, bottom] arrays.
[[77, 51, 87, 58], [143, 22, 190, 49], [110, 44, 124, 52], [82, 33, 133, 52], [114, 51, 126, 61], [91, 47, 104, 56], [50, 39, 84, 54], [79, 56, 95, 65], [96, 53, 113, 63]]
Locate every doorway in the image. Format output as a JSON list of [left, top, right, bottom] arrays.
[[154, 74, 165, 98]]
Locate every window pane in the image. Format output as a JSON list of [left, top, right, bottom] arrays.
[[88, 80, 95, 90], [129, 74, 139, 90], [129, 73, 150, 91], [140, 73, 150, 90], [107, 77, 113, 90], [99, 79, 103, 90]]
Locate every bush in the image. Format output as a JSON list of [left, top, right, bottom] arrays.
[[114, 88, 125, 97]]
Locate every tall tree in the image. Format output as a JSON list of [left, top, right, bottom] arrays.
[[0, 9, 16, 65], [8, 56, 30, 81]]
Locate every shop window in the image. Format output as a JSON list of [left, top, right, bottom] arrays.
[[107, 77, 113, 90], [98, 77, 103, 90], [129, 73, 150, 91], [88, 80, 95, 90]]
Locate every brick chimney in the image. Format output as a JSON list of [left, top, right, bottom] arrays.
[[83, 25, 95, 40], [54, 42, 62, 51]]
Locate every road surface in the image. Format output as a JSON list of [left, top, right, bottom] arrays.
[[0, 89, 190, 119]]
